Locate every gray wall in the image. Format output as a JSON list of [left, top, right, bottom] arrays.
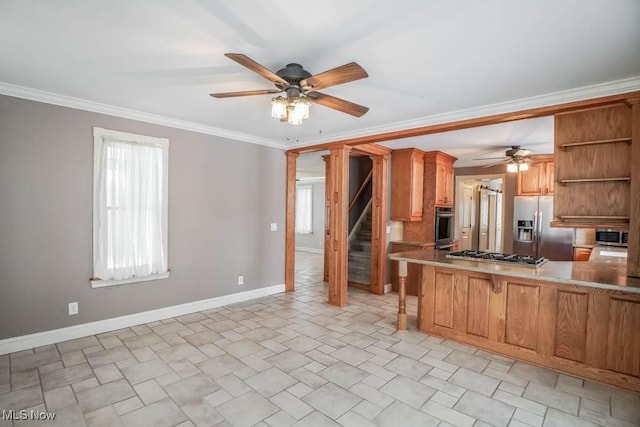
[[295, 180, 325, 251], [0, 95, 285, 340], [454, 165, 515, 253]]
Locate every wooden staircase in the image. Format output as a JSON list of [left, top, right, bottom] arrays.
[[348, 205, 372, 287]]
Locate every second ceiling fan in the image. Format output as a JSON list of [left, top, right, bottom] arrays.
[[210, 53, 369, 124], [474, 145, 535, 172]]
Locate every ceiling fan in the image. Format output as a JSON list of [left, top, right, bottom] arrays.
[[473, 145, 533, 172], [210, 53, 369, 125]]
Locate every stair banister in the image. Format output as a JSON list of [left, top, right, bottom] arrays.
[[348, 199, 372, 241], [348, 169, 373, 213]]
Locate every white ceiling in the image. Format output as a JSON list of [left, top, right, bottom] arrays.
[[1, 0, 639, 156], [380, 116, 554, 167], [296, 115, 553, 177]]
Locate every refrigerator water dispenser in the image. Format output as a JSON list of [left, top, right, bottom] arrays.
[[517, 220, 534, 242]]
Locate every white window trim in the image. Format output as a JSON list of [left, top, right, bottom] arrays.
[[91, 271, 170, 288], [91, 127, 170, 289]]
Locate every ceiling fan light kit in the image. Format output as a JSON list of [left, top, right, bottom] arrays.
[[506, 161, 528, 173], [211, 53, 369, 125], [271, 94, 311, 125], [270, 96, 287, 119], [474, 145, 535, 173]]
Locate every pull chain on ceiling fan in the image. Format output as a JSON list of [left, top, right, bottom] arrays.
[[210, 53, 369, 125]]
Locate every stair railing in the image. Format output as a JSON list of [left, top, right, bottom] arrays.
[[348, 169, 372, 213], [348, 198, 372, 241]]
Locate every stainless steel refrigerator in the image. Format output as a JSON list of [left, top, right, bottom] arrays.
[[513, 196, 573, 260]]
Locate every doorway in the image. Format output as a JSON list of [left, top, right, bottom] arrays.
[[294, 152, 328, 286], [455, 175, 504, 252]]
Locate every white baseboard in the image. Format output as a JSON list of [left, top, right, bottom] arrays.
[[384, 283, 392, 294], [0, 284, 285, 355], [295, 247, 324, 254]]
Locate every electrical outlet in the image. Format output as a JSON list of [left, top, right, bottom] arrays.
[[270, 223, 277, 231], [68, 302, 78, 316], [238, 275, 244, 285]]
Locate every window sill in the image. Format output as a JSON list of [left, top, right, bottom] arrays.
[[91, 271, 170, 289]]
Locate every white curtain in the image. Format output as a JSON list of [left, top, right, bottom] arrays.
[[94, 138, 167, 280], [295, 185, 313, 234]]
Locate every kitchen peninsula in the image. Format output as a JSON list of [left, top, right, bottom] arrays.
[[388, 250, 640, 392]]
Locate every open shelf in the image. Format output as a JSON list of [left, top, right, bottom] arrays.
[[552, 215, 630, 229], [560, 137, 631, 150], [559, 177, 631, 184], [551, 221, 629, 229], [559, 215, 629, 220]]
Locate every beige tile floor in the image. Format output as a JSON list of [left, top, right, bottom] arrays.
[[1, 251, 639, 426]]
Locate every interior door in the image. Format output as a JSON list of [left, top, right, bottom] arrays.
[[478, 189, 489, 251], [460, 186, 473, 250], [488, 193, 497, 252], [495, 193, 503, 253]]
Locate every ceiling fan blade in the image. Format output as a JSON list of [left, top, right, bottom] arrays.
[[224, 53, 289, 87], [307, 92, 369, 117], [301, 62, 368, 92], [483, 159, 511, 168], [472, 156, 508, 161], [209, 89, 282, 98]]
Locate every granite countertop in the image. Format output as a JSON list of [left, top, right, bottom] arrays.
[[390, 239, 460, 247], [573, 244, 595, 249], [388, 250, 640, 294], [390, 241, 436, 247]]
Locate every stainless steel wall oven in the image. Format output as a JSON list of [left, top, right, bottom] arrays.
[[435, 207, 454, 250]]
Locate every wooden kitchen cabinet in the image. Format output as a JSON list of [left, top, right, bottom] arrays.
[[419, 265, 640, 391], [403, 151, 458, 243], [391, 148, 424, 221], [426, 152, 456, 207], [420, 268, 503, 342], [573, 247, 592, 261], [545, 161, 555, 195], [516, 158, 554, 196]]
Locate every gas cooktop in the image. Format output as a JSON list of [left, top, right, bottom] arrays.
[[446, 250, 547, 268]]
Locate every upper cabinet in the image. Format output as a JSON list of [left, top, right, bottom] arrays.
[[401, 150, 458, 243], [428, 152, 456, 207], [546, 161, 555, 195], [391, 148, 424, 221], [516, 157, 554, 196], [553, 103, 632, 229]]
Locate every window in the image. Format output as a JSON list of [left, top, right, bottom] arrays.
[[92, 128, 169, 288], [295, 185, 313, 234]]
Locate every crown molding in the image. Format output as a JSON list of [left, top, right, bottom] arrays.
[[287, 76, 640, 149], [0, 82, 286, 150], [3, 77, 639, 151]]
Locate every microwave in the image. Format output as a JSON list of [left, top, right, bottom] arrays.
[[595, 229, 628, 247]]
